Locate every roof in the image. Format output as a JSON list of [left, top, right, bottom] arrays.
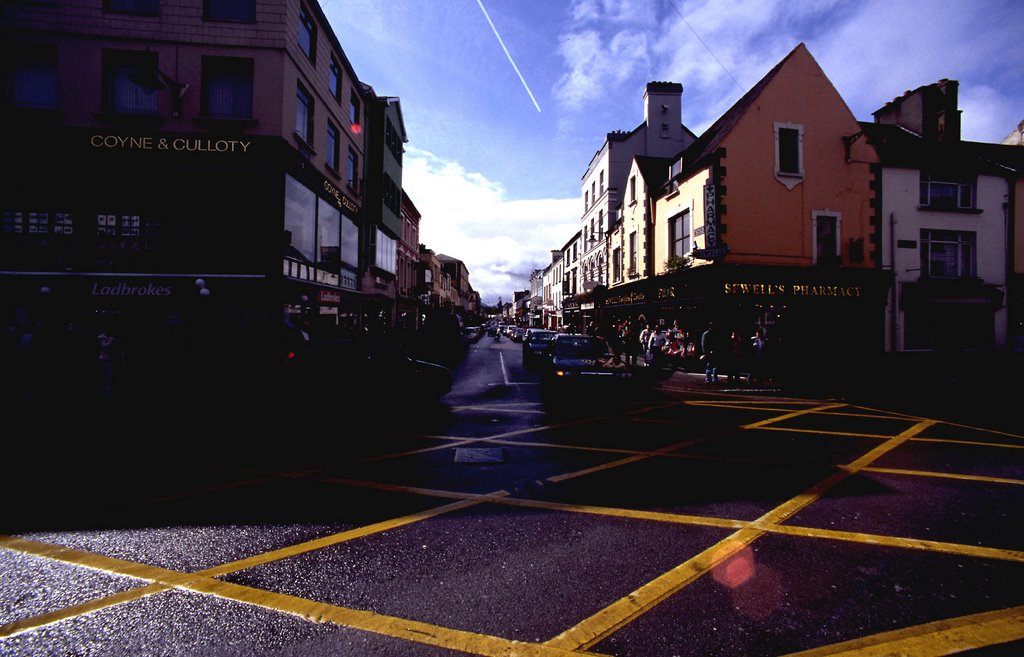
[[860, 121, 1024, 175]]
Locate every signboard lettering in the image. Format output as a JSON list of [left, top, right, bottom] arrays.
[[723, 282, 862, 298], [91, 134, 251, 153]]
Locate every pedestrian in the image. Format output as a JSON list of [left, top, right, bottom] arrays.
[[701, 321, 720, 383], [726, 329, 745, 383], [97, 328, 117, 401], [621, 320, 639, 367], [749, 328, 767, 385], [638, 323, 652, 366], [647, 326, 668, 369]]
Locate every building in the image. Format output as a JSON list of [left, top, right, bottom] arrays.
[[396, 191, 422, 332], [559, 230, 582, 332], [2, 0, 369, 402], [864, 80, 1023, 353], [577, 82, 696, 328], [603, 43, 888, 378]]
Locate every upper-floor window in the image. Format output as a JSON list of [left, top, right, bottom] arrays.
[[812, 211, 840, 266], [349, 92, 361, 133], [592, 181, 596, 202], [385, 118, 403, 163], [105, 0, 158, 15], [921, 229, 976, 279], [329, 57, 341, 99], [599, 170, 604, 195], [6, 44, 57, 110], [669, 210, 690, 258], [584, 191, 589, 210], [201, 56, 253, 119], [630, 175, 637, 204], [920, 172, 976, 210], [103, 49, 158, 114], [628, 231, 637, 275], [347, 147, 359, 189], [326, 121, 340, 171], [774, 122, 804, 188], [612, 247, 622, 282], [204, 0, 254, 22], [295, 83, 313, 144], [298, 6, 316, 64]]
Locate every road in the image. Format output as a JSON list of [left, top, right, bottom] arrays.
[[1, 335, 1023, 656]]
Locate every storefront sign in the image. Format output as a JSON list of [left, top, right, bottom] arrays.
[[657, 287, 676, 300], [317, 290, 342, 305], [323, 180, 359, 214], [723, 282, 862, 297], [607, 291, 645, 306], [703, 180, 718, 248], [90, 134, 251, 153], [90, 282, 172, 297]]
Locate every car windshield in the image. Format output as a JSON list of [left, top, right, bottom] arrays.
[[528, 331, 556, 343], [552, 336, 611, 359]]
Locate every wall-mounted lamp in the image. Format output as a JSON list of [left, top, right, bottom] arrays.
[[130, 64, 189, 118]]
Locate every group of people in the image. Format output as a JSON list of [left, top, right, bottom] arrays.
[[599, 317, 770, 384]]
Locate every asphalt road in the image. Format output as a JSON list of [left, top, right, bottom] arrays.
[[1, 336, 1022, 656]]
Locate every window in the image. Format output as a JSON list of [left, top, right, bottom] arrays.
[[298, 6, 316, 63], [349, 92, 361, 133], [589, 219, 595, 242], [628, 231, 637, 276], [295, 83, 312, 144], [103, 50, 159, 114], [630, 175, 637, 204], [347, 147, 359, 189], [7, 44, 57, 109], [105, 0, 158, 15], [340, 213, 358, 267], [774, 122, 803, 187], [94, 214, 162, 267], [201, 57, 252, 119], [592, 181, 596, 202], [584, 191, 589, 210], [329, 57, 341, 99], [204, 0, 254, 21], [284, 174, 315, 263], [669, 210, 690, 258], [920, 172, 976, 210], [612, 247, 622, 282], [317, 197, 340, 270], [385, 118, 403, 163], [921, 229, 976, 279], [813, 212, 840, 266], [599, 170, 604, 196], [373, 227, 396, 274], [326, 121, 340, 171]]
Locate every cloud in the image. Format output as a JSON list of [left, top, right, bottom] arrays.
[[403, 147, 579, 304]]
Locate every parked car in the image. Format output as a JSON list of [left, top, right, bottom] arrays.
[[542, 334, 629, 387], [522, 329, 558, 370]]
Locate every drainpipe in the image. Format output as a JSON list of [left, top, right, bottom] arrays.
[[889, 212, 898, 353]]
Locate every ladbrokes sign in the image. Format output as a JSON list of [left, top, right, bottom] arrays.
[[91, 282, 173, 297]]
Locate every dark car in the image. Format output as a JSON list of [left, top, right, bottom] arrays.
[[522, 329, 558, 370], [543, 334, 629, 386]]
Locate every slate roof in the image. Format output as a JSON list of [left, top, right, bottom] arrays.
[[860, 122, 1024, 176]]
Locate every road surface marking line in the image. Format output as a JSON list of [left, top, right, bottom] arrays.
[[358, 438, 481, 463], [499, 352, 511, 385], [754, 426, 895, 440], [858, 466, 1024, 486], [546, 418, 938, 651], [756, 523, 1024, 563], [742, 403, 849, 430], [778, 605, 1024, 657], [200, 496, 491, 578], [184, 577, 608, 657], [911, 437, 1024, 450], [451, 405, 546, 414], [544, 527, 764, 651], [0, 584, 166, 638]]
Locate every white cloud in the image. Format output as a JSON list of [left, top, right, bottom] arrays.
[[403, 147, 579, 304]]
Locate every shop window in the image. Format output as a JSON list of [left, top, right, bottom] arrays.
[[103, 50, 159, 114], [7, 44, 57, 110], [284, 174, 315, 263], [295, 83, 313, 145], [340, 213, 358, 268], [298, 6, 316, 64], [812, 211, 840, 266], [317, 197, 340, 270], [201, 57, 253, 119], [919, 172, 976, 210], [204, 0, 255, 22], [94, 214, 162, 267], [920, 229, 975, 279], [372, 227, 396, 274]]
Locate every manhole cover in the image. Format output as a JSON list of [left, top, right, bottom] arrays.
[[454, 447, 505, 463]]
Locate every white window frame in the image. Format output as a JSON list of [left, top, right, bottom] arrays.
[[774, 121, 804, 189]]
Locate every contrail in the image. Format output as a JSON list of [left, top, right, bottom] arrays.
[[476, 0, 541, 112]]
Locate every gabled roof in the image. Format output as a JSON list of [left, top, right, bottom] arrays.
[[634, 155, 674, 189], [668, 43, 808, 184]]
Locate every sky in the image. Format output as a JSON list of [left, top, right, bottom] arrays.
[[321, 0, 1024, 306]]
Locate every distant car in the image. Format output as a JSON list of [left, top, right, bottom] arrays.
[[511, 327, 526, 342], [522, 329, 557, 370], [543, 334, 629, 387]]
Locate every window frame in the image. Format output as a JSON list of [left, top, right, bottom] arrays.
[[919, 171, 977, 210], [326, 120, 340, 172], [920, 228, 977, 279], [669, 210, 691, 259], [203, 0, 255, 22], [7, 44, 58, 110], [774, 121, 804, 189], [811, 210, 841, 266], [298, 5, 317, 64], [102, 49, 160, 115], [295, 82, 313, 145], [200, 56, 253, 119]]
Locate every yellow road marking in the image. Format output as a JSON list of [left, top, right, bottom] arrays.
[[859, 466, 1024, 486], [780, 605, 1024, 657], [755, 425, 899, 440], [911, 437, 1024, 450], [743, 403, 849, 430]]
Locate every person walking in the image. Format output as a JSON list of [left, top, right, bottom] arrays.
[[701, 321, 721, 383], [638, 323, 652, 366], [749, 328, 767, 385], [726, 329, 745, 383], [647, 326, 668, 369]]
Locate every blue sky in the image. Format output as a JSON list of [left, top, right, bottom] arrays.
[[322, 0, 1024, 305]]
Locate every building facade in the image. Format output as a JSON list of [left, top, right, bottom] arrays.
[[2, 0, 369, 402]]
